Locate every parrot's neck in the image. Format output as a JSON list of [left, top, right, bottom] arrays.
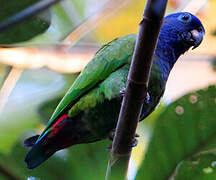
[[153, 27, 191, 81], [155, 37, 190, 67]]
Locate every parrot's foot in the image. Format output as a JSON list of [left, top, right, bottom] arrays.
[[108, 129, 139, 141], [146, 92, 150, 104], [106, 144, 112, 151], [119, 88, 150, 104], [106, 137, 139, 151], [119, 88, 126, 97], [108, 129, 116, 141], [129, 138, 138, 147], [106, 129, 139, 150]]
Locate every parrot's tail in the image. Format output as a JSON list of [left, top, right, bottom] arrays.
[[24, 134, 56, 169], [24, 135, 40, 147]]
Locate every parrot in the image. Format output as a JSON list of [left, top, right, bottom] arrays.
[[24, 12, 205, 169]]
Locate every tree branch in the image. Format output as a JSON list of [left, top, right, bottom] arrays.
[[106, 0, 168, 179], [0, 0, 62, 33]]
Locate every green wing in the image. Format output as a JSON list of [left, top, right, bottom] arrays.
[[39, 34, 137, 138]]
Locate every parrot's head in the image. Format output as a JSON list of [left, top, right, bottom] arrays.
[[158, 12, 205, 59]]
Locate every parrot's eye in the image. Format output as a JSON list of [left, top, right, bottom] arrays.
[[197, 26, 203, 33], [178, 13, 191, 23]]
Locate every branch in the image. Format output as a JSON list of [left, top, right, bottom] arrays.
[[106, 0, 168, 179], [0, 0, 62, 33]]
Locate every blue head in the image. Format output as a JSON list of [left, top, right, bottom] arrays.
[[156, 12, 205, 67]]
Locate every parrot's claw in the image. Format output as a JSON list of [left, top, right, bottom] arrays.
[[108, 129, 139, 141], [146, 92, 150, 104], [119, 89, 150, 103], [135, 133, 140, 137], [119, 88, 126, 97], [129, 138, 138, 147], [106, 144, 112, 151], [108, 129, 116, 141], [107, 129, 139, 150], [106, 138, 138, 151]]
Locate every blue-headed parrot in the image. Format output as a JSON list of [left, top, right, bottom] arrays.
[[24, 12, 205, 169]]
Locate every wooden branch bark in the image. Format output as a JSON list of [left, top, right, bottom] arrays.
[[0, 0, 62, 33], [106, 0, 168, 179]]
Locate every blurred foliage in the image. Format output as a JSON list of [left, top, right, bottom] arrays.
[[72, 0, 87, 17], [0, 138, 110, 180], [136, 85, 216, 180], [0, 69, 78, 153], [0, 64, 11, 87], [37, 73, 79, 124], [211, 57, 216, 72], [0, 0, 51, 44], [173, 150, 216, 180], [38, 95, 62, 124], [212, 29, 216, 36]]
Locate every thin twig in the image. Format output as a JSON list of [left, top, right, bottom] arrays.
[[0, 68, 23, 112], [0, 66, 12, 87], [0, 0, 62, 33], [106, 0, 168, 179]]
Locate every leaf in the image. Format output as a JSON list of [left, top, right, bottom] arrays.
[[0, 0, 51, 44], [136, 85, 216, 180], [171, 148, 216, 180]]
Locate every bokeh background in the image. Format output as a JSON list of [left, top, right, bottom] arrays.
[[0, 0, 215, 179]]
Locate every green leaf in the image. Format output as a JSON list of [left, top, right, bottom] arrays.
[[172, 149, 216, 180], [0, 0, 51, 44], [172, 130, 216, 179], [136, 85, 216, 180]]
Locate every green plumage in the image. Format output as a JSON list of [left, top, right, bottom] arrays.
[[38, 34, 164, 141]]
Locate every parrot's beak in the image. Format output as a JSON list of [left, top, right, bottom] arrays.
[[181, 27, 205, 50], [190, 28, 205, 50]]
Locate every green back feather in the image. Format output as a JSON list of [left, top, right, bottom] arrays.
[[38, 34, 137, 139]]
